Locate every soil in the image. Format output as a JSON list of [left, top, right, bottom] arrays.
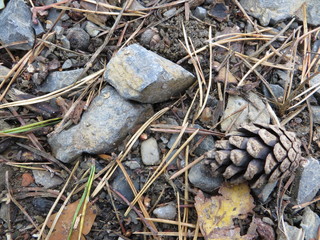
[[0, 0, 319, 239]]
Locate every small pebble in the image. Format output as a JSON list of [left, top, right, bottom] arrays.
[[85, 21, 101, 37], [66, 27, 90, 50], [62, 59, 73, 69], [141, 137, 160, 165], [153, 203, 177, 220], [32, 170, 63, 188], [193, 7, 207, 20], [188, 162, 223, 193]]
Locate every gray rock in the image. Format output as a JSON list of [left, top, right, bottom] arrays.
[[104, 44, 195, 103], [153, 203, 177, 220], [141, 137, 160, 165], [60, 36, 70, 49], [262, 84, 284, 100], [0, 65, 10, 82], [293, 158, 320, 204], [111, 168, 139, 209], [193, 131, 215, 156], [45, 8, 62, 30], [85, 21, 101, 37], [0, 164, 12, 191], [32, 22, 45, 36], [166, 149, 179, 167], [193, 7, 207, 20], [301, 207, 320, 240], [278, 222, 303, 240], [66, 27, 90, 51], [48, 86, 153, 163], [32, 170, 63, 188], [311, 106, 320, 124], [0, 203, 8, 222], [240, 0, 320, 26], [124, 160, 141, 170], [188, 162, 223, 193], [221, 92, 270, 131], [167, 134, 180, 149], [0, 0, 35, 50], [38, 69, 83, 93], [61, 59, 73, 69], [252, 181, 278, 202]]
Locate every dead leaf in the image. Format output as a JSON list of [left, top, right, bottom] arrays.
[[47, 200, 97, 240], [216, 67, 238, 84], [195, 183, 255, 240]]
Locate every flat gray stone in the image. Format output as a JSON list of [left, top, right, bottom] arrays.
[[293, 157, 320, 204], [301, 207, 320, 240], [311, 106, 320, 124], [48, 86, 153, 163], [32, 170, 63, 189], [240, 0, 320, 26], [141, 137, 160, 165], [278, 222, 303, 240], [104, 44, 195, 103], [38, 69, 83, 93], [0, 65, 10, 82], [188, 162, 223, 193], [0, 0, 35, 50], [252, 181, 278, 202], [221, 92, 270, 131]]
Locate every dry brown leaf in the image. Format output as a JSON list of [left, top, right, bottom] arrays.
[[216, 67, 238, 84], [47, 200, 97, 240], [195, 183, 255, 240]]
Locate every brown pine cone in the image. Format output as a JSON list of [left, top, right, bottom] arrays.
[[210, 123, 303, 188]]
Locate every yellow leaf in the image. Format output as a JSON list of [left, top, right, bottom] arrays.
[[195, 183, 255, 240]]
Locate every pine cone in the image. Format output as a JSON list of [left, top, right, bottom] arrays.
[[210, 123, 302, 188]]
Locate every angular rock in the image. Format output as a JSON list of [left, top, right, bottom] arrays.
[[278, 222, 302, 240], [104, 44, 195, 103], [141, 137, 160, 165], [252, 181, 278, 203], [153, 203, 177, 220], [66, 27, 90, 51], [188, 162, 223, 193], [38, 69, 83, 93], [0, 65, 10, 82], [111, 168, 139, 209], [262, 84, 284, 100], [193, 7, 207, 20], [301, 207, 320, 240], [0, 0, 35, 50], [293, 157, 320, 204], [310, 106, 320, 124], [32, 170, 63, 189], [48, 86, 153, 163], [221, 92, 270, 131], [240, 0, 320, 26]]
